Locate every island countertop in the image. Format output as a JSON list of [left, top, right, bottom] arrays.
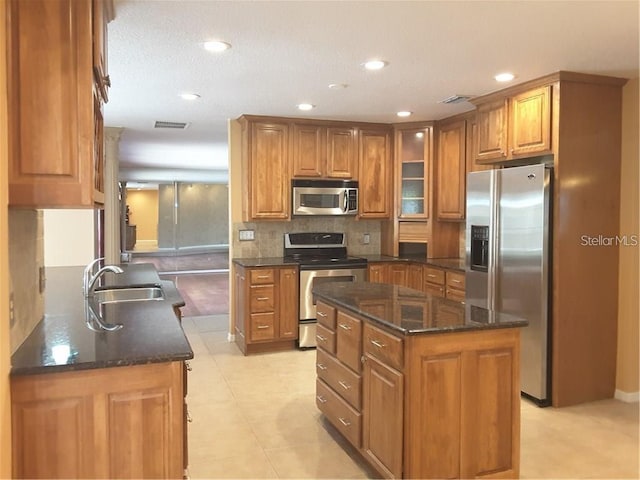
[[11, 263, 193, 376], [313, 282, 527, 335]]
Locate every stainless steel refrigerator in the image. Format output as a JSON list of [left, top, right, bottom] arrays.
[[466, 163, 552, 406]]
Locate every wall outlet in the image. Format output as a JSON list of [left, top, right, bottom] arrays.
[[363, 233, 370, 245], [239, 229, 255, 241]]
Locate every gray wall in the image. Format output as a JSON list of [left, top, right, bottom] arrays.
[[158, 183, 229, 249]]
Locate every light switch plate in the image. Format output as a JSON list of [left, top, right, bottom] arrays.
[[363, 233, 370, 244], [239, 229, 255, 241]]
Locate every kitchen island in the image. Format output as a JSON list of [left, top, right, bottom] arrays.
[[313, 282, 527, 479], [10, 263, 192, 479]]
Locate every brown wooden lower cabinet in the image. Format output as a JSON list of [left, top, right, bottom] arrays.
[[11, 361, 185, 479], [316, 300, 521, 479]]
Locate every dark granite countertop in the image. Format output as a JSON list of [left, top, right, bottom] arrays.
[[11, 263, 193, 376], [313, 282, 527, 336], [232, 257, 299, 268], [361, 255, 465, 272], [232, 255, 464, 271]]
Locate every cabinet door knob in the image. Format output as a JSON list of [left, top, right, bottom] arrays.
[[103, 75, 111, 87], [186, 411, 193, 423], [185, 361, 193, 371]]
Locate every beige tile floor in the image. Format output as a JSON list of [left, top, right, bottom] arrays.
[[182, 315, 639, 479]]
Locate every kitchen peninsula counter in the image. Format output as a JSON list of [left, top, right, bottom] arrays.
[[361, 254, 465, 271], [313, 282, 525, 479], [11, 263, 193, 376]]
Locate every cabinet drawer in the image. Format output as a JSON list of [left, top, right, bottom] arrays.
[[336, 311, 362, 373], [316, 301, 336, 330], [445, 287, 465, 303], [250, 269, 275, 285], [363, 323, 404, 371], [424, 267, 445, 285], [249, 285, 275, 312], [316, 378, 361, 448], [316, 324, 336, 354], [249, 312, 275, 341], [445, 271, 465, 290], [316, 349, 362, 410]]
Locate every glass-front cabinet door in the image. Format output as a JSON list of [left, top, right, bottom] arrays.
[[396, 126, 431, 219]]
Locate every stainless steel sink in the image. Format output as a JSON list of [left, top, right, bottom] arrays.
[[92, 286, 164, 304]]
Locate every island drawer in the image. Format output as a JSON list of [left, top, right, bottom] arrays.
[[316, 301, 336, 330], [249, 312, 275, 341], [445, 271, 465, 290], [250, 269, 275, 285], [363, 323, 404, 371], [249, 285, 275, 312], [316, 324, 336, 354], [424, 267, 445, 285], [316, 378, 361, 448], [316, 349, 362, 410], [336, 311, 362, 374]]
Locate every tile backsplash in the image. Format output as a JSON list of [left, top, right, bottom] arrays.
[[232, 218, 382, 258], [8, 209, 44, 354]]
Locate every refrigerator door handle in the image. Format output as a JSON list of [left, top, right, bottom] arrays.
[[488, 170, 500, 311]]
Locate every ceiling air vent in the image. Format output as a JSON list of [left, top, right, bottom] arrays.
[[439, 95, 473, 104], [154, 120, 190, 129]]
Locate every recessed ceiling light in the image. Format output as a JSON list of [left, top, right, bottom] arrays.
[[415, 132, 424, 139], [397, 111, 412, 118], [495, 72, 515, 82], [180, 93, 200, 100], [297, 103, 315, 111], [363, 60, 388, 70], [204, 40, 231, 52], [328, 83, 348, 89]]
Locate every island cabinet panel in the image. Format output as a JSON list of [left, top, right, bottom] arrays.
[[359, 128, 392, 218], [278, 267, 299, 339], [11, 361, 184, 479], [363, 355, 404, 479], [368, 263, 390, 284], [404, 329, 520, 480]]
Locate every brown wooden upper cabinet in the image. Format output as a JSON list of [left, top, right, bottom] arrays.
[[395, 126, 432, 220], [436, 119, 467, 221], [359, 128, 392, 219], [240, 118, 291, 221], [291, 124, 357, 179], [475, 86, 552, 163], [7, 0, 112, 207]]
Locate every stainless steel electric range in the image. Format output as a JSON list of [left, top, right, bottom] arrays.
[[283, 232, 368, 348]]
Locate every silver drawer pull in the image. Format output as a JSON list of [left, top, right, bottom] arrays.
[[256, 325, 270, 330], [257, 275, 270, 279], [370, 339, 386, 348], [185, 361, 193, 371], [316, 334, 327, 342], [338, 323, 351, 331], [316, 395, 327, 404], [338, 380, 351, 390], [187, 411, 193, 423], [427, 274, 437, 278], [317, 311, 327, 317], [338, 417, 351, 427], [256, 297, 269, 301], [450, 279, 462, 284], [316, 363, 327, 371]]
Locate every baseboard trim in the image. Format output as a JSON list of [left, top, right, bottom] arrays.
[[614, 389, 640, 403], [227, 332, 235, 342]]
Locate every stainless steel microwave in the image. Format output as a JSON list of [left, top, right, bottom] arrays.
[[292, 179, 358, 216]]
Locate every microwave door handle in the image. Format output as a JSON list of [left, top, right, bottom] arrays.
[[343, 189, 348, 212]]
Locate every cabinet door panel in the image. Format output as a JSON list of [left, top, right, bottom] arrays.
[[292, 124, 324, 177], [436, 120, 466, 221], [363, 355, 403, 479], [327, 127, 356, 178], [249, 122, 290, 219], [359, 129, 391, 218], [367, 263, 389, 284], [476, 99, 508, 162], [509, 86, 552, 157], [389, 263, 409, 287], [279, 267, 298, 339]]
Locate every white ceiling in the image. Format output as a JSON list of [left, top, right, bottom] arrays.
[[104, 0, 640, 183]]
